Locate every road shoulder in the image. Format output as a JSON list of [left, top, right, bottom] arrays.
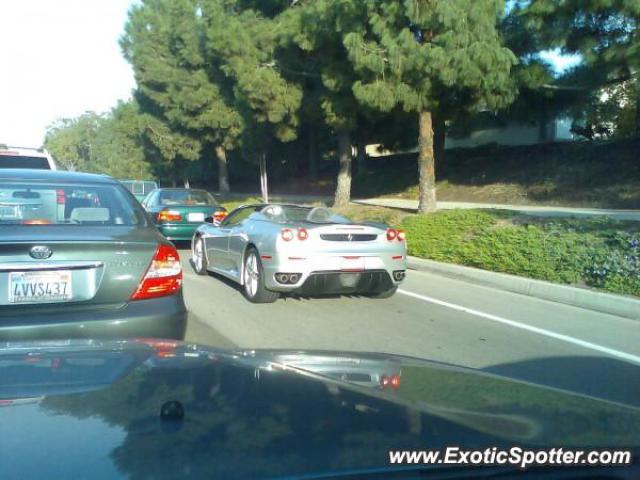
[[407, 256, 640, 321]]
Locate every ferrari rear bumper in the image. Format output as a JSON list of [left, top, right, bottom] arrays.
[[293, 270, 395, 295], [262, 251, 406, 293]]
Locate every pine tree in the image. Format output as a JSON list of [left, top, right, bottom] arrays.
[[279, 0, 368, 207], [524, 0, 640, 136], [201, 0, 303, 179], [343, 0, 517, 213], [121, 0, 243, 193]]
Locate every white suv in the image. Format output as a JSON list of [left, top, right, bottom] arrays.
[[0, 145, 57, 170]]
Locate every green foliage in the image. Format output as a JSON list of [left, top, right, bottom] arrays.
[[121, 0, 243, 161], [202, 0, 303, 146], [343, 0, 518, 116], [44, 102, 153, 179], [400, 209, 640, 296], [521, 0, 640, 137]]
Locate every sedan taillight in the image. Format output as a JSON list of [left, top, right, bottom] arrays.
[[131, 244, 183, 301], [157, 210, 182, 222], [213, 210, 227, 223]]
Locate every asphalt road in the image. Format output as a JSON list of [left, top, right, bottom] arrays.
[[178, 245, 640, 408]]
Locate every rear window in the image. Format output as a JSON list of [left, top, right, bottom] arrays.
[[120, 180, 157, 195], [0, 182, 145, 226], [0, 155, 50, 170], [123, 182, 157, 195], [143, 182, 157, 194], [158, 190, 215, 206]]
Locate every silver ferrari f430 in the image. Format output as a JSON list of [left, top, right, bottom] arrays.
[[191, 204, 407, 303]]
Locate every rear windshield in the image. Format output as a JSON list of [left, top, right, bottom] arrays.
[[121, 181, 157, 195], [158, 190, 215, 206], [0, 155, 50, 170], [0, 182, 145, 226]]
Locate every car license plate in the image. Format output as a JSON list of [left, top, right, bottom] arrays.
[[9, 271, 72, 304], [187, 212, 205, 222], [340, 257, 365, 272]]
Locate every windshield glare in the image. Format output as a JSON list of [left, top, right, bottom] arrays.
[[0, 182, 142, 226]]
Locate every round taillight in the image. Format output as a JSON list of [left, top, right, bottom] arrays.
[[281, 228, 294, 241], [298, 228, 308, 241], [386, 229, 397, 241], [390, 375, 401, 388], [380, 374, 390, 387], [397, 230, 406, 241]]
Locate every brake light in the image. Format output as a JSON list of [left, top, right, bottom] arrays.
[[135, 338, 179, 358], [297, 228, 308, 241], [131, 244, 182, 301], [213, 210, 227, 223], [397, 230, 406, 241], [386, 229, 397, 241], [21, 219, 53, 225], [380, 374, 401, 389], [56, 189, 65, 204], [157, 210, 182, 222], [281, 228, 294, 241]]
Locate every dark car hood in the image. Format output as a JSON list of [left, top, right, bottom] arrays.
[[0, 340, 638, 480]]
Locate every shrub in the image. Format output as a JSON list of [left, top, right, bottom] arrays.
[[400, 209, 640, 297]]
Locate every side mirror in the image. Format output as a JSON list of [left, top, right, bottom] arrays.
[[205, 216, 215, 224]]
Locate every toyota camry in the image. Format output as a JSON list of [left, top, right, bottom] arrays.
[[0, 169, 187, 340]]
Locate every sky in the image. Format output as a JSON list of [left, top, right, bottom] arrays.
[[0, 0, 137, 147], [0, 1, 581, 148]]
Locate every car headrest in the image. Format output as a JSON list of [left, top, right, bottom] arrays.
[[70, 207, 110, 223]]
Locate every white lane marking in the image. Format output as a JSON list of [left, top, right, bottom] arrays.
[[398, 289, 640, 366]]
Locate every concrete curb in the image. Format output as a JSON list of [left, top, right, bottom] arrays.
[[407, 256, 640, 321]]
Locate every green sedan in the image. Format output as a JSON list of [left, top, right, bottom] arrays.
[[0, 169, 187, 341], [141, 188, 227, 242]]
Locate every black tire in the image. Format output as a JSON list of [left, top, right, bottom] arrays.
[[192, 237, 208, 275], [368, 286, 398, 299], [242, 247, 279, 304]]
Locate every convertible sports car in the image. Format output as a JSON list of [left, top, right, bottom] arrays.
[[191, 204, 407, 303]]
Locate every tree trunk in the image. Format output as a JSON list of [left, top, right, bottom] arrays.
[[308, 127, 318, 180], [259, 154, 269, 203], [215, 145, 230, 195], [355, 139, 367, 176], [635, 79, 640, 137], [433, 114, 446, 169], [417, 110, 437, 213], [333, 131, 352, 208]]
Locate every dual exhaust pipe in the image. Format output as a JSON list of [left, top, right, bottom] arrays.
[[393, 270, 406, 282], [275, 273, 301, 285]]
